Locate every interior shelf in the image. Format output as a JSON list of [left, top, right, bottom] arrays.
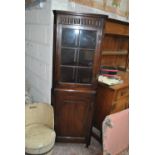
[[102, 50, 128, 56]]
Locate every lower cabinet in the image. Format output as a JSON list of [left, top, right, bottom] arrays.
[[54, 89, 95, 146], [94, 72, 129, 132]]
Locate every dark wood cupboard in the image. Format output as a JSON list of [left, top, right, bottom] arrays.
[[52, 10, 107, 146]]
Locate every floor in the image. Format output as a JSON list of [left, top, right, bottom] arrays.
[[25, 135, 129, 155], [25, 127, 128, 155], [52, 137, 102, 155]]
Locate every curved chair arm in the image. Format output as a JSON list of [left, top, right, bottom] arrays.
[[25, 103, 55, 129]]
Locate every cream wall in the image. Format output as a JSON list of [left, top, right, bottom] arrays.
[[25, 0, 53, 103], [51, 0, 128, 22]]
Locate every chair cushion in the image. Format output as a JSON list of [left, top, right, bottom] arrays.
[[25, 124, 56, 154]]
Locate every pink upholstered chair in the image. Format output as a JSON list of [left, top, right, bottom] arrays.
[[102, 109, 129, 155]]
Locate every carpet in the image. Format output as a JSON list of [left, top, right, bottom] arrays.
[[52, 137, 102, 155]]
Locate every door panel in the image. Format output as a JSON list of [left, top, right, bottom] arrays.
[[54, 90, 94, 137]]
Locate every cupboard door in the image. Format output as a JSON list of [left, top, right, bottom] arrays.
[[54, 90, 94, 137], [59, 26, 98, 84]]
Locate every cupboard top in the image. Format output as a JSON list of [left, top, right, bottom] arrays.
[[53, 10, 108, 19]]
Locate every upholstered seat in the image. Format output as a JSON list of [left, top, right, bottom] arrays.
[[25, 103, 56, 155], [102, 109, 129, 155]]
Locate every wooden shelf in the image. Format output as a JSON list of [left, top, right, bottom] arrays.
[[102, 50, 128, 56], [105, 33, 129, 37], [105, 19, 129, 36]]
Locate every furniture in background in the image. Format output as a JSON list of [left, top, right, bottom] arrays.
[[52, 10, 107, 146], [101, 18, 129, 71], [93, 71, 129, 141], [102, 109, 129, 155], [92, 18, 129, 142], [25, 103, 56, 155]]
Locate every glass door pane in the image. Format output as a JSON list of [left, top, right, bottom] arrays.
[[60, 27, 97, 84], [62, 28, 79, 47], [61, 49, 77, 66], [77, 68, 92, 83], [79, 30, 97, 49], [78, 50, 94, 67], [61, 66, 76, 83]]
